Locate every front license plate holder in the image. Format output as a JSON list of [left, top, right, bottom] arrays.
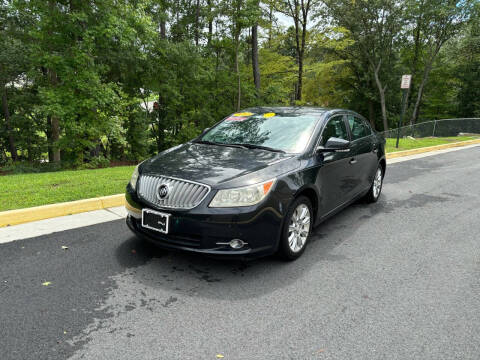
[[142, 208, 170, 234]]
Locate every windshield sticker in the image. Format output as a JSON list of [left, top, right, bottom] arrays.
[[226, 116, 247, 122], [263, 112, 276, 118], [233, 112, 254, 117]]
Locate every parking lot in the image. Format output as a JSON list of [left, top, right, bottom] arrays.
[[1, 146, 480, 360]]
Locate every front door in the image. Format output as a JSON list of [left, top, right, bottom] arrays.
[[314, 115, 354, 216]]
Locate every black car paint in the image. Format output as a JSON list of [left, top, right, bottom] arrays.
[[125, 107, 386, 258]]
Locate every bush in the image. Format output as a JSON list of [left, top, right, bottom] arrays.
[[78, 156, 111, 169], [0, 160, 62, 174]]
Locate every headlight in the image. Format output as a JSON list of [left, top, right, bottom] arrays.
[[209, 179, 276, 207], [129, 165, 140, 190]]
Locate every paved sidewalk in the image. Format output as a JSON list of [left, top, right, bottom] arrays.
[[0, 207, 126, 244]]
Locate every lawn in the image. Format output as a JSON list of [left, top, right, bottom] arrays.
[[1, 136, 479, 212], [385, 136, 478, 153], [0, 166, 135, 212]]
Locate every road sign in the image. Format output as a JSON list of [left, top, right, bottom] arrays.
[[401, 75, 412, 89], [396, 75, 412, 148]]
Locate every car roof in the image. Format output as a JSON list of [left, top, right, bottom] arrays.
[[242, 106, 360, 117], [243, 106, 328, 114]]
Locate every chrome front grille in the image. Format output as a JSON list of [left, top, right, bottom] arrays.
[[138, 175, 210, 209]]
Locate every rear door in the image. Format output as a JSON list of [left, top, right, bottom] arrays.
[[346, 114, 378, 193]]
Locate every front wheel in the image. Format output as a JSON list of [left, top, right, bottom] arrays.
[[278, 196, 313, 260], [364, 165, 384, 203]]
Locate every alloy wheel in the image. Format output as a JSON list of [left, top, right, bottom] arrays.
[[288, 204, 311, 252], [373, 167, 383, 199]]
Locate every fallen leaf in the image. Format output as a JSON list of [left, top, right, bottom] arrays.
[[216, 355, 224, 359], [61, 246, 69, 250], [42, 281, 52, 286], [318, 349, 325, 353]]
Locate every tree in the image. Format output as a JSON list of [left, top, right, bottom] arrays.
[[321, 0, 406, 130], [1, 0, 477, 168], [0, 2, 26, 161], [453, 2, 480, 118], [251, 1, 261, 97], [302, 27, 355, 108], [407, 0, 472, 124], [269, 0, 318, 101]]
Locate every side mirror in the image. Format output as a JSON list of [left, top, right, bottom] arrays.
[[316, 137, 350, 153]]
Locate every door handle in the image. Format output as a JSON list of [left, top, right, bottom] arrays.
[[349, 158, 357, 165]]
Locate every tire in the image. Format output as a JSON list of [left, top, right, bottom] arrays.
[[278, 196, 313, 260], [364, 164, 384, 203]]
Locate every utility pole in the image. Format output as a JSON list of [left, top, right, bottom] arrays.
[[396, 75, 412, 148]]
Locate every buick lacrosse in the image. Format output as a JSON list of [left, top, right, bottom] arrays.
[[125, 107, 386, 260]]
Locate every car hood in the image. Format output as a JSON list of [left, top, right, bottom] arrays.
[[140, 142, 300, 187]]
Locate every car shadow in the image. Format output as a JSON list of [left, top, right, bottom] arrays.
[[114, 199, 386, 301]]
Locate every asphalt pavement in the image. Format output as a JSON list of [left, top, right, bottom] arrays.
[[1, 146, 480, 360]]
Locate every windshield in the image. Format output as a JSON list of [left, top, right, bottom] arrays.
[[199, 112, 319, 153]]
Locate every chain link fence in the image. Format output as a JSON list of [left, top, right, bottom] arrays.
[[381, 118, 480, 139]]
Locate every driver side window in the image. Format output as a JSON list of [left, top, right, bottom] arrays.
[[321, 116, 348, 145]]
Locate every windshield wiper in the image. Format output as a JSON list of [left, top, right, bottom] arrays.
[[193, 140, 248, 149], [230, 143, 286, 153]]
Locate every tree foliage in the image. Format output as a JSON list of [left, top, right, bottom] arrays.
[[0, 0, 478, 167]]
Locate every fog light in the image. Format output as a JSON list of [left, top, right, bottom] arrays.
[[229, 239, 246, 249]]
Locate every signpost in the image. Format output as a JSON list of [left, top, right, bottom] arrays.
[[396, 75, 412, 148]]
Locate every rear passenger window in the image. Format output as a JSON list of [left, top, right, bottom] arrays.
[[347, 115, 369, 140], [321, 116, 348, 145]]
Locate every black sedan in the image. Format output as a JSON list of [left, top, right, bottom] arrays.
[[125, 107, 386, 260]]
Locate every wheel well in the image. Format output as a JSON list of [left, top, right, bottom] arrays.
[[379, 158, 386, 176], [296, 188, 318, 219]]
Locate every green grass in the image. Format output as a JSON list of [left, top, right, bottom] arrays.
[[385, 136, 479, 153], [0, 166, 135, 212], [1, 136, 479, 212]]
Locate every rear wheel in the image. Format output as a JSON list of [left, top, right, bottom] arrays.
[[364, 165, 383, 203], [278, 196, 313, 260]]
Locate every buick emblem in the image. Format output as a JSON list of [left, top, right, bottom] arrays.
[[157, 184, 170, 200]]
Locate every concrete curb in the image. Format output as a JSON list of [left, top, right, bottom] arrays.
[[1, 138, 479, 228], [0, 194, 124, 227], [385, 138, 480, 159]]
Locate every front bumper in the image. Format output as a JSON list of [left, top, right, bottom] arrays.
[[125, 184, 287, 258]]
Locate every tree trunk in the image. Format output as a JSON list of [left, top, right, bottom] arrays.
[[194, 0, 200, 46], [268, 5, 273, 47], [368, 98, 376, 130], [373, 60, 389, 131], [46, 115, 53, 162], [251, 23, 260, 97], [292, 19, 302, 101], [293, 2, 308, 102], [51, 115, 61, 162], [160, 21, 166, 39], [235, 39, 241, 111], [2, 86, 18, 161], [297, 2, 310, 101], [47, 69, 61, 163], [207, 0, 213, 45], [408, 14, 422, 125], [234, 0, 241, 111], [410, 46, 440, 125], [297, 53, 303, 101], [157, 93, 165, 151]]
